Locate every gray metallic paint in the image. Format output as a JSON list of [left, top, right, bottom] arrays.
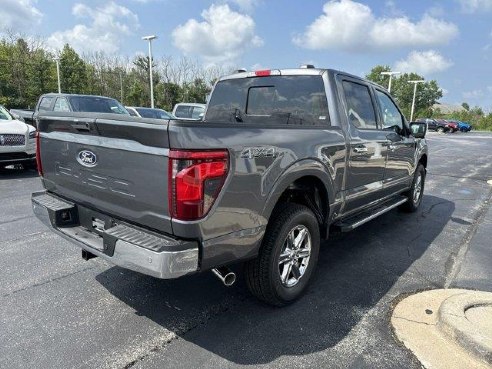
[[34, 69, 428, 277]]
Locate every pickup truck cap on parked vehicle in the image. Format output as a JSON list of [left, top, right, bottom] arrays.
[[32, 67, 428, 306]]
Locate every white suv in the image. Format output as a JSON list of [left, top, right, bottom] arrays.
[[0, 105, 36, 169]]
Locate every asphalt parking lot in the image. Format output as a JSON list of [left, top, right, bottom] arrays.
[[1, 131, 491, 369]]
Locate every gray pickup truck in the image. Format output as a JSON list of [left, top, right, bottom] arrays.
[[11, 93, 128, 127], [32, 67, 428, 306]]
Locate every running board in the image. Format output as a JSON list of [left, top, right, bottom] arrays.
[[334, 196, 408, 232]]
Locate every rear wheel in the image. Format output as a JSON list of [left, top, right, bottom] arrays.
[[437, 127, 445, 133], [400, 164, 425, 213], [245, 203, 320, 306]]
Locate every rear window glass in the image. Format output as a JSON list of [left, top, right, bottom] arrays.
[[205, 75, 329, 125], [68, 96, 128, 114]]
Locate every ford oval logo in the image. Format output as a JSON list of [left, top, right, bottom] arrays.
[[77, 150, 98, 167]]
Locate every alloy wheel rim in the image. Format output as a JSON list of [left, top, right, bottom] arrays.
[[413, 173, 422, 204], [278, 225, 311, 287]]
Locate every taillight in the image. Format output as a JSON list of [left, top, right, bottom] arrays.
[[35, 132, 43, 176], [168, 150, 229, 221]]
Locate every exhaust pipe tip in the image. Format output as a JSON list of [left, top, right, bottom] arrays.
[[212, 267, 236, 287]]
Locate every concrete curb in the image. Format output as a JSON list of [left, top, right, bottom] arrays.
[[437, 291, 492, 364], [391, 289, 492, 369]]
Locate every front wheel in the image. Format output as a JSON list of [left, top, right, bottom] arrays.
[[437, 127, 445, 133], [400, 164, 425, 213], [244, 203, 320, 306]]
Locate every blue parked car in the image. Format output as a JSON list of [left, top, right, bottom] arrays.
[[448, 120, 471, 132]]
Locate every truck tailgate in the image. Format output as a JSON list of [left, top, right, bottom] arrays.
[[37, 113, 172, 234]]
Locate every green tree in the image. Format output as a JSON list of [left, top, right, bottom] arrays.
[[461, 102, 470, 111], [59, 44, 87, 94], [365, 65, 392, 89]]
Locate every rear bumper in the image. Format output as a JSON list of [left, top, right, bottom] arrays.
[[32, 191, 199, 279]]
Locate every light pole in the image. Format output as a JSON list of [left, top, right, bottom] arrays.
[[142, 35, 157, 108], [380, 71, 400, 93], [53, 57, 61, 93], [408, 80, 425, 122]]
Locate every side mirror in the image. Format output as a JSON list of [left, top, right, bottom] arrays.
[[410, 122, 427, 139]]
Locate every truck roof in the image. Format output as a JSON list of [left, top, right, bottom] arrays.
[[40, 93, 117, 100], [219, 67, 386, 91]]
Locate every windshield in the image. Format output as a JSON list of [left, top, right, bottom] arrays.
[[68, 96, 129, 114], [0, 105, 14, 121], [135, 108, 173, 119], [205, 75, 329, 125]]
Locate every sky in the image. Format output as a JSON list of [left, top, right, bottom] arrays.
[[2, 0, 492, 110]]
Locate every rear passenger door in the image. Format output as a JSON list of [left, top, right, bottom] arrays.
[[339, 77, 389, 214], [373, 88, 415, 193]]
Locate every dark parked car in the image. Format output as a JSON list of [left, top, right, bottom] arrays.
[[416, 118, 452, 133], [126, 106, 175, 119]]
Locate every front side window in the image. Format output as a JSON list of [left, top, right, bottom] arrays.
[[205, 75, 329, 125], [375, 90, 404, 133], [68, 97, 128, 114], [342, 80, 377, 129]]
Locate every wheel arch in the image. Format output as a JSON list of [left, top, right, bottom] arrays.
[[262, 160, 335, 239]]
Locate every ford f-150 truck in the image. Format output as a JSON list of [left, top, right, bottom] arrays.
[[32, 67, 428, 306], [11, 93, 128, 127]]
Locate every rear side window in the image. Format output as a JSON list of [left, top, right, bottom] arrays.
[[53, 97, 70, 112], [205, 75, 329, 126], [342, 81, 377, 129], [38, 97, 53, 112]]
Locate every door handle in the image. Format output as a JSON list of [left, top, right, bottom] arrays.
[[71, 122, 90, 131], [353, 146, 368, 153]]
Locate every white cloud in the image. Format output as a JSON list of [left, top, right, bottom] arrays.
[[172, 4, 263, 63], [394, 50, 453, 75], [0, 0, 42, 30], [457, 0, 492, 13], [47, 2, 139, 54], [293, 0, 458, 52]]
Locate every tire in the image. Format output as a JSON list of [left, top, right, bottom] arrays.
[[436, 127, 445, 133], [244, 203, 320, 307], [400, 164, 425, 213]]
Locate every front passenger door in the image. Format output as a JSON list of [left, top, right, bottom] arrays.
[[374, 89, 415, 193]]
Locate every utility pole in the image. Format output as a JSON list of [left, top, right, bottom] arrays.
[[53, 57, 61, 93], [408, 80, 425, 122], [380, 71, 401, 93], [142, 35, 157, 108], [119, 71, 123, 104]]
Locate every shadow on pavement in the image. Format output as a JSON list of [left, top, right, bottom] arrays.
[[0, 165, 38, 180], [96, 194, 454, 365]]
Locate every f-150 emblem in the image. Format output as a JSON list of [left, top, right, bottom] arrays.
[[77, 150, 98, 167]]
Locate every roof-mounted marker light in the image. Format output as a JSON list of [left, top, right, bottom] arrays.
[[300, 64, 315, 69]]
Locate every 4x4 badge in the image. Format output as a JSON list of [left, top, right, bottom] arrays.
[[77, 150, 98, 167]]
